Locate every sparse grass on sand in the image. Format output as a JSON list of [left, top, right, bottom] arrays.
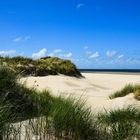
[[109, 84, 140, 99]]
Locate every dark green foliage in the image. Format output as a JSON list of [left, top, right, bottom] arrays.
[[0, 56, 82, 77]]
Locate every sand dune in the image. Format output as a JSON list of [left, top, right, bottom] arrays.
[[21, 73, 140, 112]]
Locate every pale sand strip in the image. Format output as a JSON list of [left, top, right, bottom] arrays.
[[20, 73, 140, 113]]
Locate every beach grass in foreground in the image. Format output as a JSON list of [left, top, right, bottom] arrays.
[[0, 65, 99, 139], [1, 65, 140, 139]]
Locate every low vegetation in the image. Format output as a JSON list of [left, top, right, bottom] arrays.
[[1, 65, 140, 139], [97, 107, 140, 140], [0, 65, 100, 139], [109, 84, 140, 99], [0, 56, 82, 77]]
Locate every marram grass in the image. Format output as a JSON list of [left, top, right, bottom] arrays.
[[0, 56, 82, 77], [97, 107, 140, 140], [109, 84, 140, 99], [0, 65, 100, 140], [1, 65, 140, 139]]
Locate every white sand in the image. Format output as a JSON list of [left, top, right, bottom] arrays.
[[21, 73, 140, 113]]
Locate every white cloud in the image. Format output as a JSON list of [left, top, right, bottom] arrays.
[[53, 49, 62, 53], [13, 37, 22, 42], [0, 50, 16, 56], [64, 52, 72, 58], [106, 50, 117, 57], [32, 48, 47, 59], [48, 53, 55, 57], [89, 52, 99, 58], [13, 35, 31, 42], [61, 52, 73, 58], [118, 54, 124, 59], [76, 3, 85, 9]]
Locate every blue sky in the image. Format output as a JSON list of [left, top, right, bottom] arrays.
[[0, 0, 140, 69]]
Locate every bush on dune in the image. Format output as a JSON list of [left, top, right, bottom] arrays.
[[0, 56, 82, 77]]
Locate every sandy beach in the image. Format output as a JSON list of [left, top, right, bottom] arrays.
[[21, 73, 140, 112]]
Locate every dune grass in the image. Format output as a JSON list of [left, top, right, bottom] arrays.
[[0, 56, 82, 77], [0, 65, 101, 139], [97, 107, 140, 140], [109, 84, 140, 99], [1, 65, 140, 139], [134, 89, 140, 100]]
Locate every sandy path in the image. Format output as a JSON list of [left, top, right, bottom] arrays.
[[21, 73, 140, 112]]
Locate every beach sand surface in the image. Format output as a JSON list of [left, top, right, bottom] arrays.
[[21, 73, 140, 112]]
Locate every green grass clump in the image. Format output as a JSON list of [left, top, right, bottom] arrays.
[[97, 107, 140, 140], [51, 97, 96, 140], [109, 84, 140, 99]]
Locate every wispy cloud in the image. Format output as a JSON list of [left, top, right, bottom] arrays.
[[0, 50, 16, 56], [89, 52, 99, 59], [76, 3, 85, 9], [13, 35, 31, 42], [48, 49, 72, 59], [106, 50, 117, 57], [13, 37, 22, 42], [53, 49, 62, 53], [118, 54, 124, 59], [85, 50, 99, 59], [61, 52, 73, 58], [32, 48, 47, 59]]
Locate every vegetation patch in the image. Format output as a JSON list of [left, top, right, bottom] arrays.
[[0, 65, 100, 140], [1, 66, 140, 139], [97, 107, 140, 140], [134, 89, 140, 100], [109, 84, 140, 99], [0, 56, 82, 77]]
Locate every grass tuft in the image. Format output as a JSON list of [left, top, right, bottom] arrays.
[[109, 84, 140, 99], [97, 107, 140, 139]]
